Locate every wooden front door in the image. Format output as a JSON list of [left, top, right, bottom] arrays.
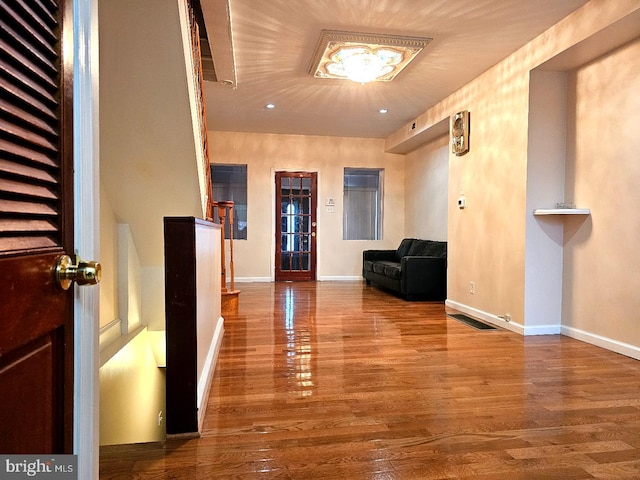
[[275, 171, 317, 281], [0, 0, 75, 453]]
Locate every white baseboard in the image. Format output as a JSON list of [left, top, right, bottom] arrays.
[[445, 300, 530, 335], [197, 317, 225, 433], [562, 325, 640, 361], [446, 301, 640, 359], [445, 300, 523, 334], [235, 276, 363, 282], [522, 324, 562, 335], [318, 276, 363, 281], [446, 300, 563, 336]]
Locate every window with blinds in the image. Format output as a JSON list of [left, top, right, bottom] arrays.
[[343, 167, 384, 240], [0, 0, 65, 254]]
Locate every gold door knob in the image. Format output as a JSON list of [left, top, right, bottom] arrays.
[[55, 255, 102, 290]]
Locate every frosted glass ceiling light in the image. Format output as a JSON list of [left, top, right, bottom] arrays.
[[309, 30, 432, 84], [340, 50, 389, 84]]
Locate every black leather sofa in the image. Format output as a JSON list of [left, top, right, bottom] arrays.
[[362, 238, 447, 300]]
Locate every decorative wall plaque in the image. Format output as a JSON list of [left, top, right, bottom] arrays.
[[451, 110, 470, 156]]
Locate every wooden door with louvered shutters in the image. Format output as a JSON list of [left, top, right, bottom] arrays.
[[0, 0, 75, 453]]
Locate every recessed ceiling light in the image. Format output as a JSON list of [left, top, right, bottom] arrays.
[[309, 30, 432, 84], [265, 103, 275, 109], [379, 108, 388, 114]]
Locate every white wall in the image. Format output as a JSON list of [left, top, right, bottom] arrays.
[[524, 70, 568, 334], [117, 224, 143, 334], [209, 132, 406, 280], [194, 222, 223, 430]]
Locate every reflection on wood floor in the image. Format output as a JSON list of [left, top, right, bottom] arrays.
[[100, 281, 640, 479]]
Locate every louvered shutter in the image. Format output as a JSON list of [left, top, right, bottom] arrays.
[[0, 0, 63, 254]]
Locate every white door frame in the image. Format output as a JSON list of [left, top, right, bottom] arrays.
[[73, 0, 100, 477]]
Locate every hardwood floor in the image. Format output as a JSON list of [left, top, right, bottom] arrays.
[[100, 281, 640, 479]]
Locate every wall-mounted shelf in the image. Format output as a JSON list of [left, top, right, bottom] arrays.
[[533, 208, 591, 216]]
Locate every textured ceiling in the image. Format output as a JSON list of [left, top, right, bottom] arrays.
[[202, 0, 589, 139]]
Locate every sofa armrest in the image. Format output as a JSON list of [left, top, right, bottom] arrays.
[[363, 249, 397, 262], [401, 256, 447, 297]]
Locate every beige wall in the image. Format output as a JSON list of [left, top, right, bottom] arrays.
[[99, 329, 165, 445], [444, 56, 531, 326], [98, 0, 209, 446], [394, 0, 640, 335], [99, 193, 146, 342], [209, 132, 406, 279], [562, 38, 640, 350], [99, 0, 203, 269], [404, 135, 449, 241], [100, 189, 118, 329], [99, 0, 206, 328]]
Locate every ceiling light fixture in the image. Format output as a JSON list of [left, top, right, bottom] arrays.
[[309, 30, 432, 84], [265, 103, 275, 109]]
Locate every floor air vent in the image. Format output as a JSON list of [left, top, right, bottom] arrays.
[[448, 313, 497, 330]]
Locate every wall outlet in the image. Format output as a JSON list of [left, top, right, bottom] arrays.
[[469, 281, 475, 294]]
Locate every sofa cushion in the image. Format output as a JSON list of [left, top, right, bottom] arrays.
[[395, 238, 416, 261], [407, 239, 433, 256], [424, 241, 447, 258], [372, 262, 387, 274], [371, 261, 402, 280], [383, 263, 402, 280], [363, 260, 374, 272]]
